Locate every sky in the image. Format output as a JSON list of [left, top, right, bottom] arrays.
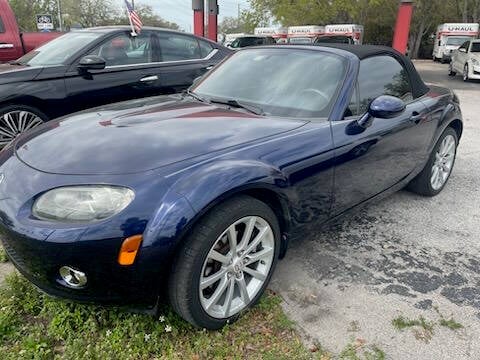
[[133, 0, 251, 32]]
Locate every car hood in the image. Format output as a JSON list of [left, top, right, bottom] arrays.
[[0, 64, 43, 84], [15, 96, 308, 175]]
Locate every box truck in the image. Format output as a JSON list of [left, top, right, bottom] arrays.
[[432, 23, 479, 62]]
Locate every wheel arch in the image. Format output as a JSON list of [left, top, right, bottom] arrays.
[[169, 160, 293, 259], [0, 97, 50, 120], [448, 118, 463, 141]]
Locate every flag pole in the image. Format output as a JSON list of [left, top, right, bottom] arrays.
[[125, 1, 137, 37]]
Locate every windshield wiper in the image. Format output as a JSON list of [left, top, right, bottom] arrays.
[[8, 60, 27, 66], [183, 90, 208, 103], [209, 98, 265, 116]]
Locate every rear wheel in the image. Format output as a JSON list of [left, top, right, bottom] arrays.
[[168, 196, 281, 329], [407, 127, 458, 196], [0, 105, 47, 148]]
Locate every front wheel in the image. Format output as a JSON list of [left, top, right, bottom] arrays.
[[168, 196, 281, 329], [407, 127, 458, 196], [0, 105, 47, 148]]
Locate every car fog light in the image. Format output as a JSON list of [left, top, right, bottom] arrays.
[[59, 266, 87, 288]]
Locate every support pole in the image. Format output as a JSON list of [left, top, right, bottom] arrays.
[[392, 0, 414, 54], [192, 0, 204, 37], [207, 0, 219, 42]]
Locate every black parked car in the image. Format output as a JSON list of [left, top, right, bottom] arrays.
[[0, 26, 231, 147], [228, 36, 276, 49]]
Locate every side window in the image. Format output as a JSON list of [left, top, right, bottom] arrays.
[[198, 40, 214, 58], [159, 33, 201, 61], [358, 56, 413, 113], [0, 16, 5, 33], [89, 33, 152, 66]]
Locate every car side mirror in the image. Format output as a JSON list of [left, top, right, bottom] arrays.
[[77, 55, 106, 72], [459, 48, 466, 53], [357, 95, 406, 128]]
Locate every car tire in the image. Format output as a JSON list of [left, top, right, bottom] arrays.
[[448, 62, 456, 76], [463, 64, 469, 82], [0, 105, 48, 148], [168, 195, 281, 329], [407, 127, 458, 197]]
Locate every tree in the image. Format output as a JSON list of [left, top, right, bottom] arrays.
[[8, 0, 180, 32]]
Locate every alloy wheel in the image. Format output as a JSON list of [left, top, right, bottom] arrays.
[[0, 110, 44, 147], [199, 216, 275, 319], [430, 134, 456, 191]]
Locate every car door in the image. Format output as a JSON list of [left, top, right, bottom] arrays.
[[330, 55, 431, 214], [153, 31, 220, 93], [64, 30, 167, 113]]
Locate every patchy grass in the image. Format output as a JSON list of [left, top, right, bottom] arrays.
[[392, 315, 435, 343], [0, 246, 8, 263], [0, 273, 325, 360], [392, 316, 434, 332], [338, 339, 385, 360], [439, 318, 463, 330]]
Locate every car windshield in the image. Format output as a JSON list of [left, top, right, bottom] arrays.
[[446, 37, 471, 46], [193, 48, 347, 118], [17, 32, 102, 66], [316, 36, 352, 44], [230, 37, 262, 48], [471, 42, 480, 52], [288, 37, 313, 44]]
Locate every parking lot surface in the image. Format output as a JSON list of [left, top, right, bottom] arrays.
[[270, 61, 480, 358]]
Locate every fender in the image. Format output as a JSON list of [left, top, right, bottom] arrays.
[[430, 103, 462, 152]]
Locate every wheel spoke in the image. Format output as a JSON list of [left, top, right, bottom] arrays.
[[238, 217, 256, 251], [227, 225, 237, 255], [200, 267, 228, 289], [224, 277, 235, 317], [208, 250, 230, 264], [205, 276, 229, 310], [3, 113, 17, 134], [244, 226, 268, 255], [245, 247, 273, 265], [237, 276, 250, 305], [243, 266, 267, 281]]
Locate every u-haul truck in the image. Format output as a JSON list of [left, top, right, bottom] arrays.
[[432, 23, 479, 62], [287, 25, 325, 44], [323, 24, 364, 44], [254, 27, 288, 44]]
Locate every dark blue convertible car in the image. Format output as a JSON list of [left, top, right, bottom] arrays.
[[0, 45, 462, 329]]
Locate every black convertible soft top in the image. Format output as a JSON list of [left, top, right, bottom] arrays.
[[317, 44, 430, 99]]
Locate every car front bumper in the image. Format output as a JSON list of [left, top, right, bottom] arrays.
[[0, 147, 181, 307]]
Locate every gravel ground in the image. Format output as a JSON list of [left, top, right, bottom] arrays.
[[0, 60, 478, 359], [270, 61, 480, 359]]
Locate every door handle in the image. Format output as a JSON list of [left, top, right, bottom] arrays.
[[140, 75, 159, 82], [410, 112, 423, 124], [0, 43, 14, 49], [205, 65, 214, 70]]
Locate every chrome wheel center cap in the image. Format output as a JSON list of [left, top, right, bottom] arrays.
[[231, 258, 244, 274]]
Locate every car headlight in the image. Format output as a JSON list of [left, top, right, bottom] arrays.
[[33, 186, 135, 223]]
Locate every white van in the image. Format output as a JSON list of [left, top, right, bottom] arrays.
[[432, 23, 479, 62], [287, 25, 325, 44], [323, 24, 364, 45], [254, 27, 288, 44]]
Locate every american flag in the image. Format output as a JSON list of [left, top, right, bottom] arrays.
[[124, 0, 143, 33]]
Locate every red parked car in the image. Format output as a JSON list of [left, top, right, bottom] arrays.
[[0, 0, 62, 63]]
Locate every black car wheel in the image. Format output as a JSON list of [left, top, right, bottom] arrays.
[[168, 195, 281, 329], [407, 127, 458, 196], [0, 105, 47, 148]]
